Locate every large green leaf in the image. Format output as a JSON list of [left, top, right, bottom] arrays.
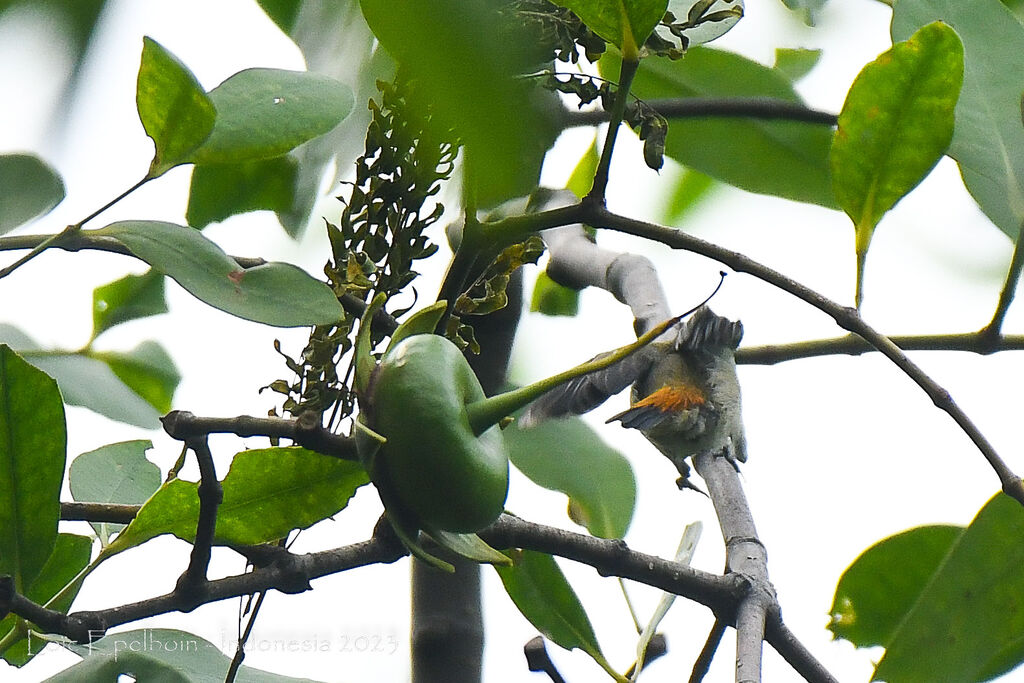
[[91, 268, 168, 340], [186, 156, 299, 229], [893, 0, 1024, 240], [55, 629, 324, 683], [188, 68, 354, 165], [69, 440, 161, 544], [0, 347, 65, 593], [0, 325, 174, 428], [601, 47, 837, 207], [92, 221, 344, 327], [505, 414, 636, 539], [103, 447, 369, 557], [0, 154, 65, 235], [831, 21, 963, 306], [552, 0, 667, 54], [87, 341, 180, 414], [24, 353, 162, 428], [0, 533, 92, 666], [828, 524, 963, 647], [873, 494, 1024, 682], [495, 550, 624, 681], [135, 37, 216, 178], [360, 0, 556, 206]]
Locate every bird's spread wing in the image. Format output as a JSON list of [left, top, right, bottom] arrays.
[[675, 305, 743, 355], [518, 346, 657, 428]]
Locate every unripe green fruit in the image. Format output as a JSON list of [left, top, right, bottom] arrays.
[[367, 334, 509, 533]]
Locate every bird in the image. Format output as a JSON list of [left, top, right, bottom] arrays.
[[519, 305, 746, 490]]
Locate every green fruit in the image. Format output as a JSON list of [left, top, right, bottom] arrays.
[[367, 333, 509, 533]]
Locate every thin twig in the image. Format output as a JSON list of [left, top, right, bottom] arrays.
[[566, 96, 838, 128], [588, 57, 640, 203], [689, 620, 726, 683], [737, 332, 1024, 364], [980, 218, 1024, 346], [60, 502, 140, 524]]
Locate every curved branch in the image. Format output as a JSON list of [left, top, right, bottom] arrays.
[[582, 203, 1024, 505], [565, 96, 838, 128]]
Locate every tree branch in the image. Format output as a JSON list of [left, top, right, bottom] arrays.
[[0, 232, 266, 268], [60, 502, 140, 524], [580, 203, 1024, 506], [175, 436, 222, 599], [736, 333, 1024, 365], [160, 411, 358, 461], [565, 96, 838, 128]]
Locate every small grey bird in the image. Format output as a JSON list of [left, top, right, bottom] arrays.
[[520, 306, 745, 489]]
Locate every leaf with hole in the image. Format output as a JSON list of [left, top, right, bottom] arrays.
[[69, 440, 161, 545]]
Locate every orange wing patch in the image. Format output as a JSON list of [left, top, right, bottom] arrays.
[[633, 384, 706, 413]]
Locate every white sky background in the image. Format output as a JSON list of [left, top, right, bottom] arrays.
[[1, 0, 1021, 681]]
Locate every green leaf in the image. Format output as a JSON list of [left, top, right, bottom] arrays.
[[773, 47, 822, 81], [428, 529, 512, 566], [69, 440, 161, 544], [87, 342, 180, 415], [551, 0, 668, 55], [778, 0, 827, 24], [386, 300, 449, 354], [828, 524, 963, 647], [505, 414, 635, 539], [92, 221, 344, 327], [0, 533, 92, 667], [0, 346, 65, 593], [0, 154, 65, 235], [495, 550, 624, 681], [531, 271, 581, 317], [186, 156, 298, 229], [874, 494, 1024, 682], [566, 137, 599, 199], [56, 628, 325, 683], [91, 268, 168, 340], [601, 47, 837, 207], [255, 0, 302, 34], [663, 167, 716, 223], [360, 0, 557, 206], [136, 37, 217, 178], [0, 326, 166, 427], [24, 353, 162, 429], [104, 447, 368, 557], [892, 0, 1024, 240], [188, 69, 354, 165], [831, 21, 963, 306]]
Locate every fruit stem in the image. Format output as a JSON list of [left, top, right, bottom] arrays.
[[464, 312, 685, 436]]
